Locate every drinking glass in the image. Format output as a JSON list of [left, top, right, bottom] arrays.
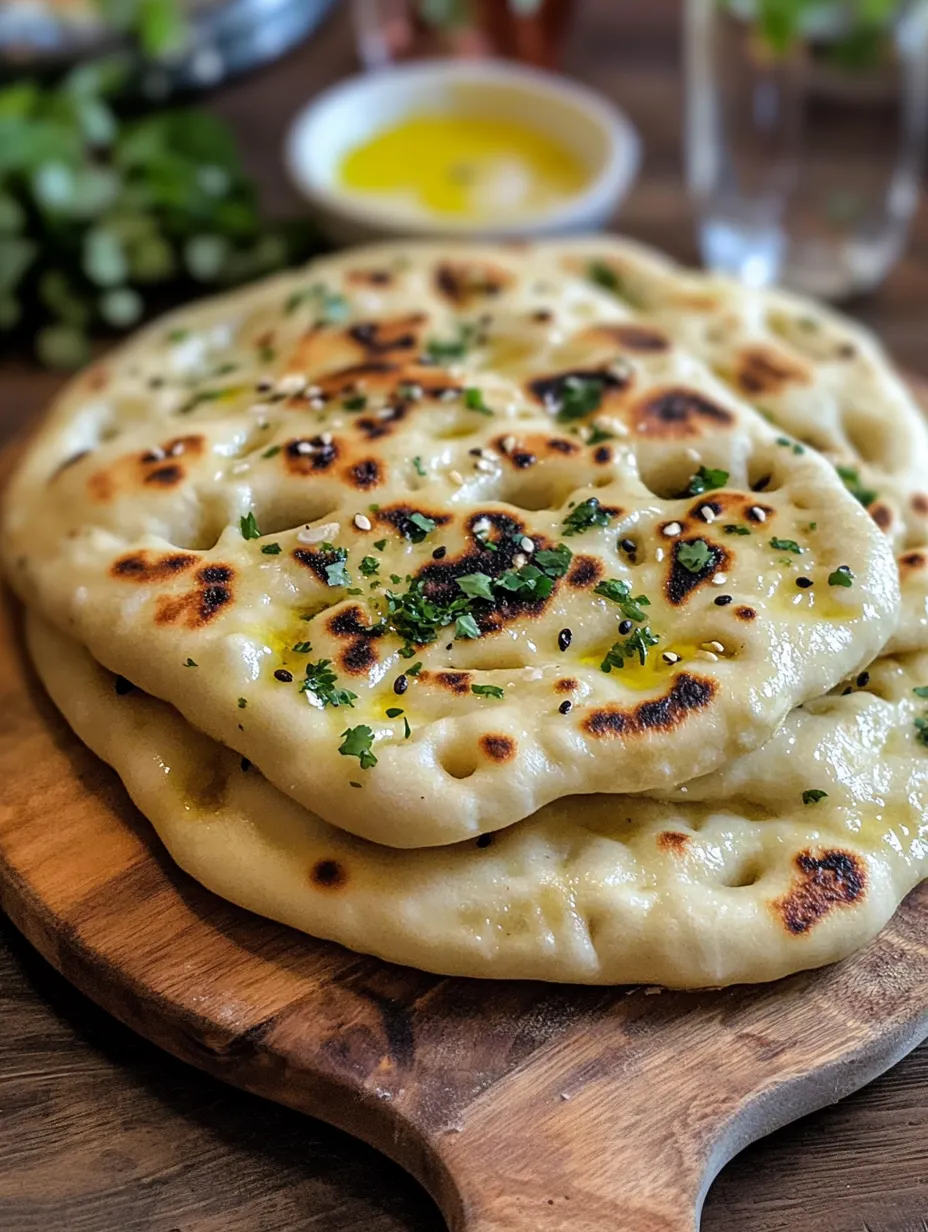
[[685, 0, 928, 298]]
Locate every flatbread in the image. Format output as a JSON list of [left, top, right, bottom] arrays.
[[2, 242, 899, 847], [559, 237, 928, 653], [26, 610, 928, 988]]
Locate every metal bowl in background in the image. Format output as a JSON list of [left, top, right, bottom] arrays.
[[0, 0, 338, 91]]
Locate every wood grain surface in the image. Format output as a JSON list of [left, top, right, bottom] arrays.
[[2, 3, 928, 1230]]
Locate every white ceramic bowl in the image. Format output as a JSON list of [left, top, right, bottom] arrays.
[[285, 59, 640, 245]]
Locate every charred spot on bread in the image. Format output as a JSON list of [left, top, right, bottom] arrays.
[[111, 551, 197, 582], [310, 858, 348, 890], [735, 345, 810, 395], [773, 849, 866, 935], [480, 734, 516, 761], [583, 673, 717, 738], [631, 388, 734, 438]]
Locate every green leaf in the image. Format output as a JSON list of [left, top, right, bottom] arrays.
[[802, 789, 828, 805], [533, 544, 573, 576], [828, 566, 854, 588], [836, 464, 878, 508], [471, 684, 504, 699], [261, 543, 281, 555], [770, 537, 803, 555], [600, 625, 660, 671], [240, 511, 261, 540], [594, 579, 650, 622], [324, 553, 351, 587], [676, 540, 713, 574], [913, 686, 928, 699], [455, 612, 481, 639], [338, 724, 377, 769], [686, 466, 729, 496], [724, 524, 750, 536], [457, 572, 495, 601], [464, 386, 493, 415], [587, 259, 620, 293], [562, 497, 612, 536], [35, 325, 89, 370], [301, 659, 357, 709], [412, 455, 426, 476], [359, 556, 380, 577], [554, 376, 606, 423]]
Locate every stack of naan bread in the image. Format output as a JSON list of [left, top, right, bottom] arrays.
[[4, 238, 927, 987]]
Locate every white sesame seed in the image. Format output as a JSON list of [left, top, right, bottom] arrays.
[[449, 469, 465, 486], [696, 650, 719, 662], [513, 553, 527, 569], [295, 441, 314, 455], [520, 536, 535, 553], [701, 640, 725, 654], [248, 402, 272, 416], [655, 547, 665, 562], [685, 448, 701, 462], [473, 517, 491, 535], [712, 572, 728, 585], [377, 406, 394, 420], [441, 387, 458, 401], [168, 441, 185, 457], [319, 432, 333, 445], [475, 458, 495, 472], [353, 514, 372, 531], [231, 461, 249, 475], [308, 397, 325, 410], [698, 505, 717, 523], [749, 506, 767, 522], [501, 435, 517, 454], [276, 373, 306, 396], [662, 522, 682, 537], [305, 384, 322, 398], [661, 651, 681, 665], [146, 446, 166, 461], [297, 521, 340, 544]]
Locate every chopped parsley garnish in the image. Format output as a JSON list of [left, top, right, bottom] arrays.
[[724, 524, 750, 536], [403, 716, 412, 739], [600, 625, 660, 672], [378, 577, 473, 647], [167, 328, 190, 343], [237, 697, 247, 709], [285, 282, 350, 324], [301, 659, 357, 709], [338, 724, 377, 769], [291, 641, 312, 653], [553, 375, 606, 423], [240, 511, 261, 540], [404, 512, 437, 543], [184, 658, 198, 667], [321, 546, 350, 587], [385, 707, 404, 718], [770, 537, 802, 554], [586, 423, 615, 445], [262, 445, 281, 459], [457, 572, 495, 601], [261, 543, 281, 555], [836, 464, 878, 508], [424, 322, 478, 363], [802, 789, 828, 805], [177, 386, 239, 416], [406, 661, 423, 676], [373, 538, 387, 551], [463, 387, 493, 415], [686, 466, 729, 496], [562, 497, 612, 536], [412, 456, 427, 476], [776, 436, 805, 455], [593, 579, 651, 622], [343, 395, 367, 411], [455, 613, 481, 639], [533, 544, 573, 576], [915, 716, 928, 747], [914, 686, 928, 699], [586, 260, 620, 293], [359, 556, 380, 577], [676, 540, 713, 573], [471, 684, 505, 699], [495, 564, 554, 599], [828, 566, 854, 587]]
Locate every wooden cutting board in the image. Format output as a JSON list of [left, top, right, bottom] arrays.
[[0, 480, 926, 1232]]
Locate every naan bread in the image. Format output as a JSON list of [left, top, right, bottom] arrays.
[[26, 611, 928, 988], [560, 237, 928, 653], [2, 243, 899, 847]]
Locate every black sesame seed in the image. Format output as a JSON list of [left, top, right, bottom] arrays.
[[558, 699, 572, 714], [618, 619, 633, 635], [714, 595, 733, 606], [856, 671, 870, 687], [557, 628, 572, 652], [241, 758, 251, 772], [475, 833, 493, 848], [432, 546, 447, 560], [274, 669, 293, 683], [796, 577, 813, 588], [841, 686, 853, 696], [393, 674, 409, 695], [620, 538, 636, 554]]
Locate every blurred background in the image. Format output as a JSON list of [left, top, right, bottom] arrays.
[[2, 0, 928, 431]]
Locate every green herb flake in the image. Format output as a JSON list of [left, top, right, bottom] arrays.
[[836, 465, 878, 509], [385, 707, 404, 718], [586, 423, 615, 445], [261, 542, 281, 555], [291, 641, 312, 654], [184, 658, 198, 667], [562, 497, 612, 537], [770, 537, 803, 555], [553, 375, 606, 423], [237, 697, 247, 709], [913, 686, 928, 699], [373, 538, 387, 551], [406, 661, 423, 677], [343, 395, 367, 411], [338, 724, 377, 769], [424, 322, 478, 364], [686, 466, 729, 496], [325, 557, 351, 587], [463, 386, 493, 415], [724, 524, 750, 536], [533, 544, 573, 576], [802, 789, 828, 805], [359, 556, 380, 577], [403, 716, 412, 739], [412, 456, 427, 476], [676, 540, 713, 574], [240, 511, 261, 540], [586, 260, 620, 293], [301, 659, 357, 709], [828, 566, 854, 588], [455, 613, 481, 639], [471, 684, 505, 699], [405, 512, 437, 543], [600, 625, 660, 672], [262, 445, 281, 459], [457, 572, 495, 601], [593, 578, 651, 622]]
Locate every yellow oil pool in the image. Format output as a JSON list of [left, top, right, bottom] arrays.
[[337, 114, 588, 221]]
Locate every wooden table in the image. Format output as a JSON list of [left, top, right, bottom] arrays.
[[1, 4, 927, 1229]]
